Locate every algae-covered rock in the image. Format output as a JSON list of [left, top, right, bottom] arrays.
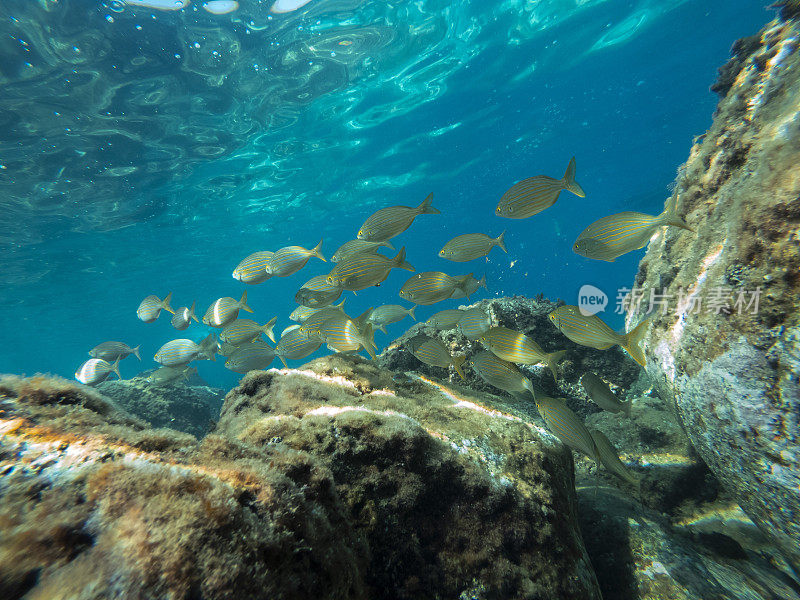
[[625, 13, 800, 568], [216, 354, 602, 599]]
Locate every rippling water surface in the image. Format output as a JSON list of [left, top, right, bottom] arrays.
[[0, 0, 768, 386]]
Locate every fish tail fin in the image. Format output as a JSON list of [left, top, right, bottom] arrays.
[[110, 357, 122, 380], [312, 238, 326, 262], [658, 208, 695, 233], [522, 377, 537, 400], [262, 316, 277, 343], [394, 246, 416, 272], [335, 298, 347, 309], [239, 290, 254, 313], [189, 300, 199, 323], [361, 323, 377, 360], [478, 274, 487, 289], [545, 350, 567, 382], [162, 292, 175, 315], [622, 319, 650, 367], [377, 324, 387, 335], [383, 240, 396, 251], [416, 192, 440, 215], [452, 354, 467, 380], [496, 231, 507, 253], [132, 345, 141, 361], [407, 305, 417, 321], [562, 157, 585, 197], [355, 307, 373, 330], [278, 354, 289, 369]]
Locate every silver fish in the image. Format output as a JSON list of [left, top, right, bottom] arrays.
[[408, 335, 466, 380], [267, 240, 325, 277], [75, 357, 121, 385], [154, 339, 202, 367], [589, 429, 640, 487], [203, 291, 253, 328], [311, 315, 377, 360], [299, 306, 354, 340], [332, 239, 395, 263], [171, 301, 199, 331], [327, 247, 414, 291], [220, 317, 278, 345], [289, 299, 346, 323], [457, 306, 492, 340], [89, 341, 141, 362], [225, 340, 276, 374], [398, 271, 469, 305], [276, 325, 322, 367], [535, 396, 599, 461], [478, 326, 565, 381], [439, 232, 506, 262], [367, 304, 416, 334], [198, 333, 220, 361], [294, 273, 343, 308], [496, 157, 585, 219], [425, 309, 465, 330], [147, 365, 196, 385], [232, 251, 274, 284], [136, 292, 175, 323], [469, 351, 536, 397], [357, 193, 439, 241], [449, 273, 487, 300], [580, 372, 631, 416]]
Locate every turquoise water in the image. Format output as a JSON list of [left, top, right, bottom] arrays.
[[0, 0, 769, 388]]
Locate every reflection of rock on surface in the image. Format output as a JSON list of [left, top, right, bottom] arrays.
[[626, 11, 800, 569]]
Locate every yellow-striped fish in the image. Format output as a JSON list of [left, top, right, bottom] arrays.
[[535, 396, 599, 461], [268, 239, 325, 277], [299, 306, 353, 340], [276, 325, 321, 367], [332, 239, 395, 263], [357, 193, 440, 241], [478, 327, 565, 381], [457, 306, 492, 340], [398, 271, 468, 305], [203, 291, 253, 328], [469, 351, 536, 397], [366, 304, 416, 334], [225, 340, 276, 374], [147, 365, 195, 385], [294, 273, 343, 308], [449, 273, 487, 299], [589, 429, 640, 488], [136, 292, 175, 323], [89, 341, 141, 362], [171, 301, 199, 331], [327, 247, 414, 291], [548, 306, 649, 367], [439, 232, 506, 262], [573, 209, 694, 262], [496, 157, 585, 219], [220, 317, 278, 345], [408, 334, 466, 380], [289, 299, 346, 323], [425, 309, 465, 330], [580, 372, 631, 416], [75, 357, 121, 385], [232, 251, 274, 284], [198, 333, 219, 361], [313, 315, 377, 360], [154, 339, 202, 367]]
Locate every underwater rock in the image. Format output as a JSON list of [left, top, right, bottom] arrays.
[[97, 376, 224, 438], [216, 354, 602, 599], [0, 374, 368, 599], [379, 295, 641, 401], [626, 14, 800, 568]]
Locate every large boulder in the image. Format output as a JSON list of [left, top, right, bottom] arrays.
[[625, 11, 800, 568]]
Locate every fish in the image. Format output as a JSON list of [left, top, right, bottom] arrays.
[[217, 341, 239, 358], [275, 325, 322, 367], [220, 317, 278, 345], [224, 340, 276, 374], [232, 251, 274, 284], [331, 239, 395, 263], [548, 305, 649, 367], [75, 357, 121, 385], [469, 351, 536, 397], [478, 326, 566, 381], [425, 309, 465, 330], [136, 292, 175, 323], [439, 232, 507, 262], [147, 365, 196, 385], [572, 208, 694, 262], [202, 291, 253, 328], [357, 193, 440, 241], [198, 333, 220, 361], [327, 247, 414, 291], [580, 372, 631, 416], [535, 396, 599, 461], [89, 341, 141, 362], [398, 271, 469, 305], [289, 299, 346, 323], [154, 339, 203, 367], [294, 274, 343, 308], [457, 306, 492, 340], [299, 306, 354, 340], [448, 273, 487, 299], [366, 304, 416, 334], [589, 429, 641, 488], [311, 314, 377, 360], [267, 239, 325, 277], [170, 301, 199, 331], [496, 157, 585, 219], [410, 336, 466, 380]]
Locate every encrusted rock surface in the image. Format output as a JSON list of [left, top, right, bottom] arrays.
[[625, 12, 800, 568]]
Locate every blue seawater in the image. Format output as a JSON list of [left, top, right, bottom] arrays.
[[0, 0, 769, 389]]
